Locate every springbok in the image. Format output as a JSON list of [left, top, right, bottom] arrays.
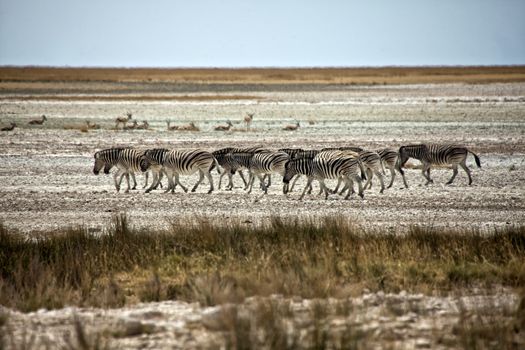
[[1, 122, 16, 131], [28, 115, 47, 125], [115, 112, 132, 129], [136, 121, 149, 130], [283, 121, 300, 131], [214, 120, 233, 131], [244, 113, 254, 130], [86, 121, 100, 129], [123, 120, 139, 130]]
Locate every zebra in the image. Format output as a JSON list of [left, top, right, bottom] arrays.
[[142, 148, 169, 193], [93, 148, 148, 192], [397, 144, 481, 186], [246, 151, 290, 194], [283, 155, 365, 200], [159, 149, 217, 194], [215, 147, 269, 190], [377, 148, 407, 189], [356, 150, 385, 194], [211, 147, 248, 190], [284, 150, 320, 193]]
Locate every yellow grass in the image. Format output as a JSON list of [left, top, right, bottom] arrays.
[[1, 66, 525, 85]]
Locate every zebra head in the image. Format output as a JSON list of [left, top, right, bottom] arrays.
[[139, 155, 151, 172], [93, 152, 106, 175], [282, 159, 298, 185]]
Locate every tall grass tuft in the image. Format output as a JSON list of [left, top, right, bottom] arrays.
[[0, 216, 524, 311]]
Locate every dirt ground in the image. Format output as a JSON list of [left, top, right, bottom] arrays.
[[0, 82, 524, 233]]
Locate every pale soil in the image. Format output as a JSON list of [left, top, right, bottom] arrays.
[[1, 82, 524, 348], [3, 291, 522, 349], [0, 83, 524, 233]]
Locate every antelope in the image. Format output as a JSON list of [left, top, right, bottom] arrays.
[[283, 121, 300, 131], [1, 122, 16, 131], [86, 121, 100, 129], [123, 120, 139, 130], [28, 115, 47, 125], [178, 122, 199, 131], [214, 120, 233, 131], [115, 112, 132, 129], [244, 113, 254, 130], [166, 120, 178, 131], [136, 121, 150, 130]]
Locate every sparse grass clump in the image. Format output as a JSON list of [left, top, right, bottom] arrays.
[[1, 215, 524, 312]]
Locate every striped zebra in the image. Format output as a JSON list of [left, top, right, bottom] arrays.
[[397, 144, 481, 186], [220, 147, 270, 190], [284, 149, 320, 193], [247, 151, 290, 194], [357, 150, 385, 194], [211, 147, 259, 190], [155, 149, 217, 194], [283, 154, 365, 200], [142, 148, 169, 193], [93, 148, 148, 192], [377, 148, 407, 188]]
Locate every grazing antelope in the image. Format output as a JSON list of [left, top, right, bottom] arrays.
[[136, 121, 149, 130], [1, 122, 16, 131], [86, 121, 100, 129], [28, 115, 47, 125], [115, 112, 132, 129], [123, 120, 139, 130], [214, 120, 233, 131], [166, 120, 178, 131], [244, 113, 254, 130], [283, 121, 300, 131], [177, 122, 200, 131]]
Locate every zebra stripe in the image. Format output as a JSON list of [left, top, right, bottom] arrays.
[[161, 149, 217, 194], [247, 151, 290, 194], [142, 148, 169, 193], [398, 144, 481, 186], [377, 148, 407, 189], [358, 150, 385, 193], [93, 148, 147, 192]]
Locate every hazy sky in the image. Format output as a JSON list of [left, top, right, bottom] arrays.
[[1, 0, 524, 67]]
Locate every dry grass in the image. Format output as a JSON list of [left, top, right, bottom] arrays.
[[1, 215, 524, 313], [1, 66, 525, 85]]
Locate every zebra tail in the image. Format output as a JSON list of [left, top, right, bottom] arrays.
[[469, 150, 481, 168]]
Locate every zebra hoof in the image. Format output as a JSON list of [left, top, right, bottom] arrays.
[[207, 190, 213, 194], [359, 193, 364, 199]]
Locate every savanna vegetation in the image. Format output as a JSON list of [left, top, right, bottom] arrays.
[[1, 215, 524, 312]]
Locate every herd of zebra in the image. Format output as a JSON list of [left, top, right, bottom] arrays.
[[92, 144, 482, 199]]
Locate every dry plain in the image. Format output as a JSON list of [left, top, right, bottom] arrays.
[[1, 68, 525, 349]]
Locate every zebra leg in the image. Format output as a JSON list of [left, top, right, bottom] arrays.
[[460, 161, 473, 185], [145, 170, 158, 193], [400, 167, 409, 188], [218, 171, 226, 190], [205, 171, 214, 194], [364, 169, 373, 190], [423, 166, 434, 185], [258, 174, 268, 194], [113, 170, 123, 192], [130, 173, 137, 190], [319, 180, 331, 200], [124, 173, 131, 193], [376, 171, 385, 193], [247, 173, 256, 194], [143, 172, 149, 189], [333, 178, 343, 194], [164, 169, 175, 193], [238, 170, 248, 187], [343, 178, 354, 199], [446, 165, 459, 185], [299, 178, 314, 200], [289, 174, 300, 192], [191, 170, 205, 192], [387, 167, 396, 188], [354, 175, 365, 199], [226, 173, 235, 190], [175, 174, 188, 193]]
